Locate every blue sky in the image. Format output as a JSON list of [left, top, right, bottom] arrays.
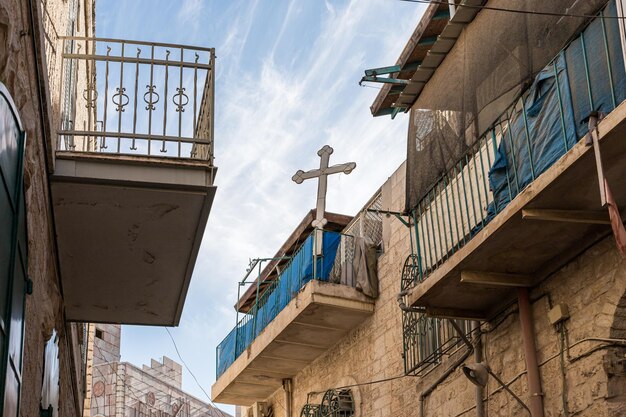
[[96, 0, 424, 412]]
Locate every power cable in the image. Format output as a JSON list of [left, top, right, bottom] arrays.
[[397, 0, 621, 20], [91, 342, 215, 417], [164, 328, 232, 417], [307, 372, 420, 396]]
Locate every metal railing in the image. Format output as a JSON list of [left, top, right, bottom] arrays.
[[216, 231, 356, 378], [400, 255, 472, 375], [408, 3, 625, 283], [56, 36, 215, 163]]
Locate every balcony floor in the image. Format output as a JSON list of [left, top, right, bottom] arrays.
[[51, 152, 216, 325], [212, 280, 374, 406], [408, 101, 626, 319]]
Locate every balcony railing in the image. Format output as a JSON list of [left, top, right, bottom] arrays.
[[407, 1, 626, 284], [56, 36, 215, 163], [216, 231, 355, 378]]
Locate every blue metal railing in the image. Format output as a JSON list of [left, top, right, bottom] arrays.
[[215, 231, 355, 378], [408, 1, 626, 283]]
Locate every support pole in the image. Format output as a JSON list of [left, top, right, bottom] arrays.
[[472, 321, 485, 417], [518, 288, 545, 417]]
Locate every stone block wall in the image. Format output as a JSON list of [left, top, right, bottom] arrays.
[[93, 323, 121, 365], [245, 161, 626, 417], [90, 360, 225, 417], [0, 0, 94, 416], [142, 356, 183, 390]]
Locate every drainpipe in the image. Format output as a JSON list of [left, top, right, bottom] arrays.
[[472, 321, 485, 417], [517, 288, 544, 417], [283, 379, 293, 417]]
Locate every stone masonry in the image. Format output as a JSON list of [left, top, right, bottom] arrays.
[[88, 324, 225, 417], [0, 0, 94, 415], [241, 162, 626, 417]]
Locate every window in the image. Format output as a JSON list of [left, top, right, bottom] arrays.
[[95, 329, 103, 340], [0, 82, 28, 417]]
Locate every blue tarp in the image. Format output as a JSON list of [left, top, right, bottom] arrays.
[[486, 1, 626, 223], [216, 231, 341, 378]]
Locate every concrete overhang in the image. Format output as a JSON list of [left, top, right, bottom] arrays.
[[51, 152, 216, 325], [407, 101, 626, 320], [211, 280, 375, 406]]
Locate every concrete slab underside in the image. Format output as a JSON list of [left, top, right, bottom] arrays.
[[212, 280, 375, 406], [408, 101, 626, 319], [51, 153, 216, 325]]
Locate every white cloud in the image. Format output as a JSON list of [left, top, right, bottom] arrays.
[[177, 0, 204, 29], [105, 0, 424, 405]]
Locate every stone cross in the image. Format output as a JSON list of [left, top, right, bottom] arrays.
[[292, 145, 356, 256]]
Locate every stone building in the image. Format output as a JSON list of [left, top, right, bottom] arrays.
[[85, 324, 227, 417], [0, 0, 217, 415], [212, 1, 626, 417]]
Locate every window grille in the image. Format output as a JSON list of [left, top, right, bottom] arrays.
[[300, 389, 354, 417], [400, 255, 472, 375]]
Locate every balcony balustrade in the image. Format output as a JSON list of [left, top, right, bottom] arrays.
[[212, 230, 375, 405], [56, 36, 214, 163], [50, 37, 217, 325]]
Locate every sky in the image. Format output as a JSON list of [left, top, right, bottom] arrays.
[[95, 0, 424, 412]]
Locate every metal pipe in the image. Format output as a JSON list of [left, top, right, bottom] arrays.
[[517, 288, 545, 417], [397, 289, 425, 313], [283, 379, 293, 417], [472, 321, 485, 417]]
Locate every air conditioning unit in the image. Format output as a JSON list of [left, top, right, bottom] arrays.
[[247, 402, 269, 417]]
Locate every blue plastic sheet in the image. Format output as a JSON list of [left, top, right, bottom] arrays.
[[216, 231, 341, 377], [486, 1, 626, 225]]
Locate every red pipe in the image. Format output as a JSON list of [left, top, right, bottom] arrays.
[[517, 288, 545, 417]]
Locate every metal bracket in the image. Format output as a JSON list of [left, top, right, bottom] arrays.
[[365, 208, 412, 228]]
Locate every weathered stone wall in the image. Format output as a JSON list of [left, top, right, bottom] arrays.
[[245, 161, 626, 417], [0, 0, 94, 416], [41, 0, 96, 153], [93, 323, 122, 365], [90, 359, 225, 417]]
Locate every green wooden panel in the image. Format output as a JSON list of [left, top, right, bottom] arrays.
[[0, 82, 27, 417]]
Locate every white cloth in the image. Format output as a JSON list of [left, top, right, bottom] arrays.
[[41, 329, 59, 417]]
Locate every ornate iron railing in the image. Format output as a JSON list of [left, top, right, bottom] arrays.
[[401, 255, 472, 375], [408, 3, 626, 284], [56, 36, 215, 163], [300, 389, 354, 417]]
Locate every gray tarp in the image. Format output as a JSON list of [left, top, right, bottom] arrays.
[[353, 237, 379, 298]]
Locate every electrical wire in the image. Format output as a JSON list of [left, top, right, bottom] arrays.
[[164, 328, 232, 417], [307, 372, 419, 396], [397, 0, 622, 20], [91, 342, 216, 417]]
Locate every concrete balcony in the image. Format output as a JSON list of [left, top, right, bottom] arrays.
[[51, 37, 216, 325], [211, 280, 374, 405], [407, 102, 626, 319], [404, 8, 626, 319]]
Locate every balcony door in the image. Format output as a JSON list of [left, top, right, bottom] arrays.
[[0, 83, 28, 417]]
